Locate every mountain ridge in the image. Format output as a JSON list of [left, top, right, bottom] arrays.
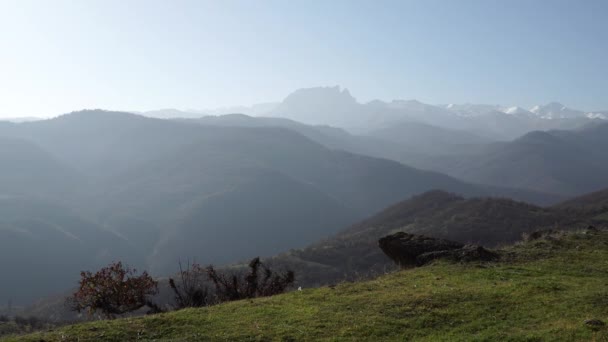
[[0, 110, 559, 304]]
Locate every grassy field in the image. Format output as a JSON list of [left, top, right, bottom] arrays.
[[5, 229, 608, 341]]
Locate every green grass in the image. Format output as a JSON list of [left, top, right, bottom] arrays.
[[6, 229, 608, 341]]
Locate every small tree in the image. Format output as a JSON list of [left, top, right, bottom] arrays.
[[69, 262, 158, 319]]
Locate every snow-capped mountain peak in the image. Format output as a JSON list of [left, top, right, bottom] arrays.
[[502, 106, 533, 116], [587, 112, 608, 120], [443, 103, 500, 117], [529, 102, 583, 119]]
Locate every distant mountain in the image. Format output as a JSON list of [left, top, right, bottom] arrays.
[[178, 113, 358, 145], [202, 102, 280, 116], [270, 86, 363, 129], [586, 111, 608, 120], [134, 87, 606, 144], [530, 102, 585, 119], [501, 106, 534, 117], [267, 87, 605, 143], [419, 123, 608, 196], [139, 103, 280, 119], [177, 114, 408, 163], [178, 113, 560, 205], [443, 103, 501, 117], [180, 114, 606, 200], [133, 86, 607, 143], [368, 121, 491, 154], [0, 117, 42, 123], [139, 108, 205, 119], [179, 114, 503, 181], [0, 111, 211, 178]]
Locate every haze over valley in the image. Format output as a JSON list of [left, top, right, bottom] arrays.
[[2, 86, 608, 305], [2, 1, 608, 340]]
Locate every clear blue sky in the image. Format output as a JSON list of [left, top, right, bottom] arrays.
[[1, 0, 607, 117]]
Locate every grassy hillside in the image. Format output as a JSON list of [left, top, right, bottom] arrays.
[[6, 228, 608, 341]]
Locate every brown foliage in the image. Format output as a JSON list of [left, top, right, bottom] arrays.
[[68, 262, 158, 319]]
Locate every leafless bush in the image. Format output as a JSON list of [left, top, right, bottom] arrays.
[[205, 257, 295, 303], [169, 260, 211, 309]]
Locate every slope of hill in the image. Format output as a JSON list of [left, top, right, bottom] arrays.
[[368, 121, 492, 155], [0, 197, 139, 304], [429, 124, 608, 196], [370, 121, 489, 146], [177, 114, 404, 162], [180, 114, 465, 175], [0, 111, 211, 178], [552, 188, 608, 223], [7, 228, 608, 341], [146, 171, 357, 272], [269, 190, 604, 287], [0, 136, 81, 198]]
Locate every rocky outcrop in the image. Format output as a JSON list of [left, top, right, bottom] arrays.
[[378, 232, 499, 267], [415, 244, 499, 266]]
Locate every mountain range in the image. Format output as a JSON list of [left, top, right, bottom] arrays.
[[0, 109, 557, 305], [139, 86, 606, 139], [133, 86, 606, 144], [178, 106, 608, 198], [2, 86, 608, 307], [414, 124, 608, 196]]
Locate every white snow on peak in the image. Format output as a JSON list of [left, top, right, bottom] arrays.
[[530, 105, 541, 114], [587, 112, 608, 120], [504, 106, 522, 114], [528, 102, 584, 119]]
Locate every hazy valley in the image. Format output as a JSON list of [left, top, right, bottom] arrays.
[[1, 86, 607, 308], [2, 2, 608, 339]]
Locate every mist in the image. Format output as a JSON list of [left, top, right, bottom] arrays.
[[2, 1, 608, 340]]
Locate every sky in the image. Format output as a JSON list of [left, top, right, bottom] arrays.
[[0, 0, 607, 118]]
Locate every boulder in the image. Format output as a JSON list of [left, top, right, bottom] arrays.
[[522, 229, 560, 242], [378, 232, 463, 267], [416, 244, 499, 266], [378, 232, 498, 267], [585, 319, 605, 330]]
